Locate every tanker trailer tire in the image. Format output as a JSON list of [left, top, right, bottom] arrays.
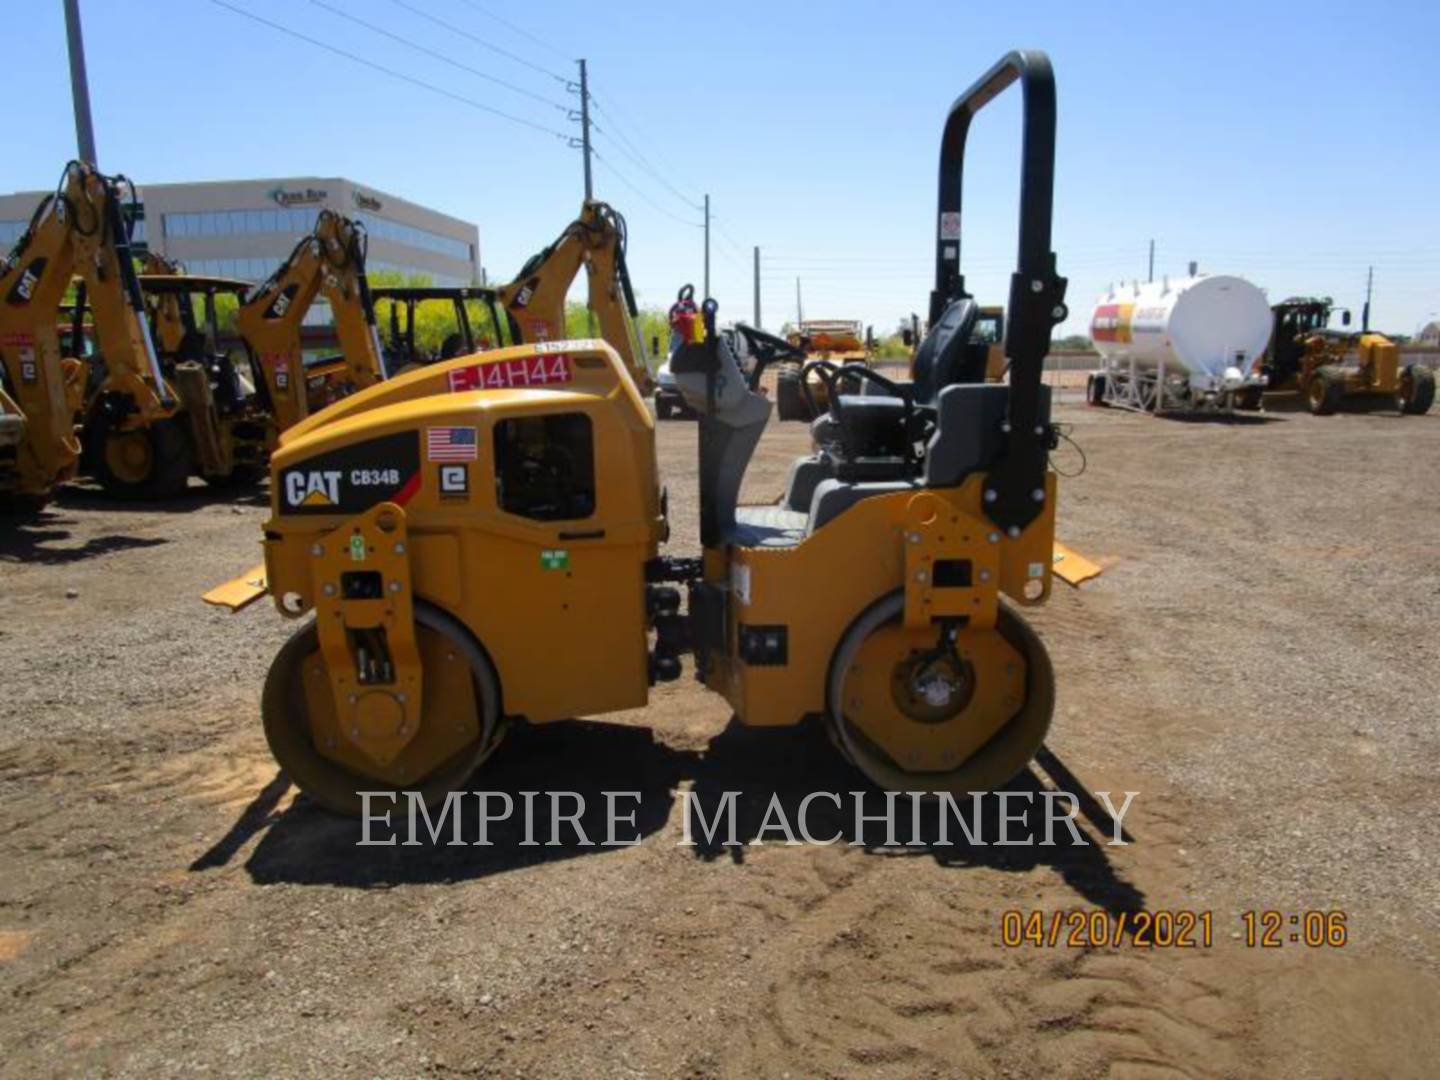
[[1086, 373, 1108, 407], [1399, 364, 1435, 416], [88, 415, 193, 501], [1307, 367, 1346, 416], [262, 601, 502, 817], [825, 591, 1054, 799], [1235, 386, 1264, 411], [776, 368, 808, 421]]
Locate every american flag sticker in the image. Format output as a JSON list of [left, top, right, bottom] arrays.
[[426, 426, 478, 462]]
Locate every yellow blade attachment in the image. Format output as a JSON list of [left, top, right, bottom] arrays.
[[202, 563, 269, 611], [1052, 541, 1102, 587]]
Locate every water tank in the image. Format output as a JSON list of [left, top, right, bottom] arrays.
[[1090, 275, 1272, 390]]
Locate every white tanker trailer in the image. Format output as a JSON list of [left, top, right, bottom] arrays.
[[1086, 274, 1272, 413]]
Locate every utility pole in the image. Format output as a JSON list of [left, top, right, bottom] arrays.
[[703, 194, 711, 298], [1147, 239, 1155, 283], [796, 277, 804, 325], [64, 0, 98, 165], [577, 59, 593, 201], [753, 246, 761, 328], [1363, 265, 1373, 332]]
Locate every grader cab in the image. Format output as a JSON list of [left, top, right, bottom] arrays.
[[212, 50, 1071, 815]]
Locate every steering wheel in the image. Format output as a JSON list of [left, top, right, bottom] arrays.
[[731, 323, 806, 389]]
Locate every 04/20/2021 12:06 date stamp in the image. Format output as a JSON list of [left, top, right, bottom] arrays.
[[999, 910, 1349, 949]]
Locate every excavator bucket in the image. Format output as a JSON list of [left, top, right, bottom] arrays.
[[202, 563, 268, 611]]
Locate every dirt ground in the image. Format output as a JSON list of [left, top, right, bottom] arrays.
[[2, 393, 1438, 1079]]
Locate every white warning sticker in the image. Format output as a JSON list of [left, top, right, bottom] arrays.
[[939, 211, 961, 241]]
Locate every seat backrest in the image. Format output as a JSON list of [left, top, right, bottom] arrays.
[[923, 382, 1052, 488], [911, 297, 979, 405]]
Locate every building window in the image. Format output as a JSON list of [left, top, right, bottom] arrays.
[[493, 414, 596, 521], [353, 212, 472, 262], [162, 208, 318, 239]]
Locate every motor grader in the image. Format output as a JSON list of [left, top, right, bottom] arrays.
[[1263, 296, 1434, 416], [211, 50, 1069, 815]]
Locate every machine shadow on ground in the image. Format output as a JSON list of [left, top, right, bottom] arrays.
[[0, 511, 170, 564], [207, 717, 1145, 918], [57, 479, 271, 513]]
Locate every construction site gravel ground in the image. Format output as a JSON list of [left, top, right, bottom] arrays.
[[1, 393, 1438, 1078]]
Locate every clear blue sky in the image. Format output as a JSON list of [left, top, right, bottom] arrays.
[[5, 0, 1437, 336]]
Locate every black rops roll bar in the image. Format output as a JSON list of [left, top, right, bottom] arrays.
[[933, 49, 1068, 534]]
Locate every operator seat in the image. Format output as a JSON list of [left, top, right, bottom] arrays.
[[911, 297, 981, 406]]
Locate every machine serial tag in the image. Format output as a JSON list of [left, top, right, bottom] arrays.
[[349, 535, 367, 562], [540, 549, 570, 571]]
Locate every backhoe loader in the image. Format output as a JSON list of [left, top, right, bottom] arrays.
[[0, 193, 87, 512], [210, 50, 1068, 814], [373, 285, 516, 372], [235, 210, 388, 433], [494, 201, 652, 391]]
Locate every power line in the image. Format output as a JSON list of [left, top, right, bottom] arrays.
[[454, 0, 574, 63], [206, 0, 574, 141], [386, 0, 569, 83], [590, 122, 702, 212], [592, 151, 703, 228], [590, 94, 701, 208], [308, 0, 568, 112]]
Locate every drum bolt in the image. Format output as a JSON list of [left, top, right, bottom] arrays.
[[322, 583, 336, 597], [1034, 425, 1045, 436], [983, 489, 997, 503], [347, 693, 357, 704], [987, 531, 1000, 543], [1001, 422, 1012, 433], [394, 542, 406, 555], [915, 570, 928, 583], [1031, 279, 1044, 293], [389, 581, 401, 593], [397, 692, 407, 703], [310, 543, 323, 557], [1007, 526, 1021, 538], [1031, 489, 1045, 502], [908, 532, 921, 543], [1051, 305, 1065, 319], [979, 569, 991, 582]]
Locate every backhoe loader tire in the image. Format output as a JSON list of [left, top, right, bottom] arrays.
[[263, 601, 502, 817], [88, 416, 193, 500], [1399, 364, 1435, 416], [776, 369, 809, 421], [1307, 367, 1346, 416]]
